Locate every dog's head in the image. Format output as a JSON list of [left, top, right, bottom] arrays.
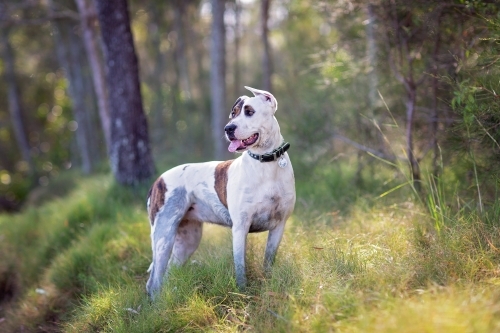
[[224, 86, 279, 153]]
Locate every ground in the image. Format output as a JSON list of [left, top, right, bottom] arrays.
[[0, 163, 499, 332]]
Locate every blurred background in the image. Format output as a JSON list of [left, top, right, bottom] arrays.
[[2, 2, 500, 330], [0, 0, 499, 211]]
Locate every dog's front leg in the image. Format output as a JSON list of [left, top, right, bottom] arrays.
[[264, 221, 286, 274], [232, 226, 248, 289]]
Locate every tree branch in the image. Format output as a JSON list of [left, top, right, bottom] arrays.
[[332, 133, 406, 163], [1, 11, 79, 27], [0, 0, 79, 28]]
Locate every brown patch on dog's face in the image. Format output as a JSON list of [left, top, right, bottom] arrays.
[[214, 160, 234, 208], [148, 177, 167, 225], [243, 105, 256, 116], [229, 96, 248, 119]]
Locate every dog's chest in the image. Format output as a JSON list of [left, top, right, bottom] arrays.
[[224, 155, 295, 232], [248, 200, 285, 233], [244, 182, 294, 233]]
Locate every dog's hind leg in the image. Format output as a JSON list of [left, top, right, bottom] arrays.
[[146, 187, 189, 298], [169, 219, 203, 266]]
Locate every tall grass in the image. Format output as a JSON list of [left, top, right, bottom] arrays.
[[1, 155, 500, 332]]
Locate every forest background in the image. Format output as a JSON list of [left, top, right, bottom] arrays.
[[1, 0, 500, 332]]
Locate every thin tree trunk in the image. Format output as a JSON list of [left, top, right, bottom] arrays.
[[261, 0, 272, 91], [431, 78, 439, 177], [147, 4, 167, 145], [95, 0, 155, 185], [210, 0, 226, 160], [0, 28, 34, 172], [364, 3, 384, 161], [234, 0, 241, 96], [171, 43, 181, 126], [366, 3, 378, 113], [431, 14, 442, 178], [66, 28, 94, 174], [189, 10, 206, 96], [48, 0, 93, 174], [173, 1, 192, 99], [75, 0, 111, 154], [406, 86, 421, 191], [384, 2, 422, 191]]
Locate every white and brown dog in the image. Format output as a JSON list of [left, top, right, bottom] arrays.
[[146, 86, 295, 297]]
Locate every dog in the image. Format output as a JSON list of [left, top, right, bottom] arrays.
[[146, 86, 296, 297]]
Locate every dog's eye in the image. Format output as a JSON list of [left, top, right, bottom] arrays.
[[230, 111, 235, 118], [245, 109, 255, 117]]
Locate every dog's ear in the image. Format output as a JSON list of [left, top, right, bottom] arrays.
[[244, 86, 278, 112]]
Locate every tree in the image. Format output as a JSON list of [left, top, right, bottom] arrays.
[[142, 2, 168, 150], [365, 3, 378, 117], [173, 0, 192, 99], [233, 0, 242, 98], [261, 0, 272, 91], [377, 1, 477, 190], [94, 0, 155, 185], [0, 28, 34, 173], [75, 0, 111, 155], [381, 2, 426, 190], [48, 0, 94, 174], [449, 5, 500, 208], [210, 0, 227, 160]]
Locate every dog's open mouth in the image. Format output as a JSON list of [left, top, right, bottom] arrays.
[[228, 133, 259, 153]]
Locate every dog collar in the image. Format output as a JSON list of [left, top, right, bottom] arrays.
[[247, 142, 290, 163]]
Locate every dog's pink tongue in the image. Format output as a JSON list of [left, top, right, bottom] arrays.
[[228, 140, 243, 153]]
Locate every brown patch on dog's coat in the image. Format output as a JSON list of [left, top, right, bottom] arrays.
[[214, 160, 234, 208], [148, 177, 167, 225], [230, 96, 247, 119], [244, 105, 255, 115]]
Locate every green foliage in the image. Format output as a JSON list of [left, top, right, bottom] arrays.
[[448, 14, 500, 201]]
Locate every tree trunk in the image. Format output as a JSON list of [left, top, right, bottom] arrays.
[[364, 3, 384, 160], [189, 9, 207, 96], [48, 0, 94, 174], [366, 4, 378, 114], [261, 0, 272, 91], [147, 4, 167, 146], [405, 86, 421, 191], [173, 1, 192, 99], [431, 13, 442, 178], [233, 0, 241, 96], [382, 2, 423, 191], [0, 28, 34, 172], [75, 0, 111, 154], [66, 26, 96, 174], [95, 0, 155, 185], [210, 0, 227, 160]]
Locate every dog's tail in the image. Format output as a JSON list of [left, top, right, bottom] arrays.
[[147, 177, 167, 226]]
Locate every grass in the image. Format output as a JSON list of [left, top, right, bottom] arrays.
[[1, 158, 500, 332]]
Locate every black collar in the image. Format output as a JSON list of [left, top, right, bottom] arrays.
[[247, 142, 290, 162]]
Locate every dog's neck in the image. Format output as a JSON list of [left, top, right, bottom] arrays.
[[247, 141, 289, 163], [248, 129, 284, 156]]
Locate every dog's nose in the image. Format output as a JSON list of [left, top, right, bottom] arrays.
[[224, 123, 237, 135]]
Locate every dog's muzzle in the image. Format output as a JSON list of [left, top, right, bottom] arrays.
[[224, 123, 260, 153], [224, 123, 237, 140]]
